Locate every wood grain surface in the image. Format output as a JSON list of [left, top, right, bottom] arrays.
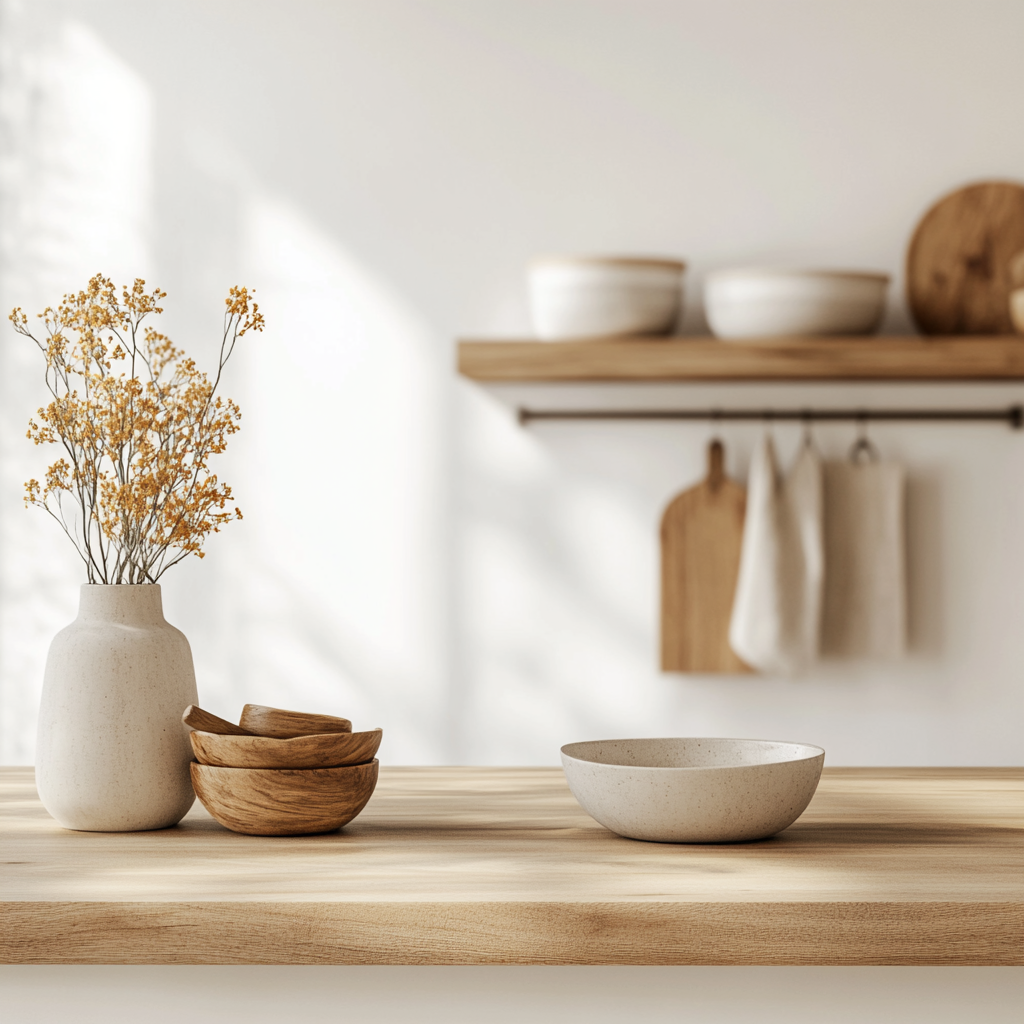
[[457, 337, 1024, 382], [907, 181, 1024, 334], [238, 704, 352, 737], [190, 760, 379, 836], [661, 440, 749, 672], [182, 705, 254, 736], [2, 766, 1021, 965], [190, 727, 382, 770]]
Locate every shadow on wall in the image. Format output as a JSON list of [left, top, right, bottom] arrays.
[[0, 12, 446, 764], [0, 14, 155, 763]]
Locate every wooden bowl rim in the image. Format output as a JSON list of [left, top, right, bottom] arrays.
[[190, 758, 379, 778], [191, 726, 382, 747]]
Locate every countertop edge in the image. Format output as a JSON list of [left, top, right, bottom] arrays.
[[5, 900, 1022, 966]]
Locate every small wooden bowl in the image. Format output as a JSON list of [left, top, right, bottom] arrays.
[[238, 704, 352, 738], [190, 760, 379, 836], [190, 727, 382, 770], [183, 704, 255, 736]]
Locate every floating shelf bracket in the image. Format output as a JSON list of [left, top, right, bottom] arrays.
[[517, 405, 1024, 429]]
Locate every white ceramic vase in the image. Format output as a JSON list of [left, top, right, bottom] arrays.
[[35, 584, 198, 831]]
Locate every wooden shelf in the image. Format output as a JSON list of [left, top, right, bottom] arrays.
[[3, 766, 1022, 965], [458, 336, 1024, 382]]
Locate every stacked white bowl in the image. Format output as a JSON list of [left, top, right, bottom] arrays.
[[528, 256, 685, 341], [704, 268, 889, 340]]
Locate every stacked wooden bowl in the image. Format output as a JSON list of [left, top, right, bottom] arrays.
[[183, 704, 381, 836]]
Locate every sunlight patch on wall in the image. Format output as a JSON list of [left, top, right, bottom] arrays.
[[0, 13, 153, 762], [458, 389, 667, 763], [6, 19, 153, 296], [222, 194, 446, 760]]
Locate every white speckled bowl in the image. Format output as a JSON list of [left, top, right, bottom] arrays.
[[704, 268, 888, 339], [528, 256, 685, 340], [560, 737, 824, 843]]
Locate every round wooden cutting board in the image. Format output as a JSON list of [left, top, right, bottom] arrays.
[[906, 180, 1024, 334]]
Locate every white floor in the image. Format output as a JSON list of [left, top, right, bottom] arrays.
[[2, 966, 1021, 1023]]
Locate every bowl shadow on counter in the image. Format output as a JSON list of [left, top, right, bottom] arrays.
[[552, 819, 1018, 850]]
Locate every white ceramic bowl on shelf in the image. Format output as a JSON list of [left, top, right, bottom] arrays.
[[528, 256, 685, 341], [560, 737, 824, 843], [703, 268, 889, 340]]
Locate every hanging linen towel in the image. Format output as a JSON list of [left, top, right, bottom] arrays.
[[728, 437, 824, 675], [820, 459, 906, 658]]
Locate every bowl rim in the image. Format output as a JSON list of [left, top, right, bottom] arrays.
[[190, 758, 379, 777], [190, 726, 382, 746], [703, 267, 890, 284], [560, 736, 825, 771], [530, 255, 686, 272]]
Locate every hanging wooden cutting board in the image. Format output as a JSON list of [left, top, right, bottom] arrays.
[[660, 440, 750, 673], [906, 180, 1024, 334]]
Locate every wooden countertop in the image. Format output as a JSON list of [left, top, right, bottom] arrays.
[[2, 766, 1022, 965]]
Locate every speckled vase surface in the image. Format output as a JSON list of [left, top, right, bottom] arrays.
[[35, 584, 198, 832]]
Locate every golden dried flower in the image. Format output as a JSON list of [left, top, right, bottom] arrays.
[[10, 274, 264, 583]]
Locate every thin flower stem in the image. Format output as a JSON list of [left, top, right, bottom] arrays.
[[12, 276, 261, 584]]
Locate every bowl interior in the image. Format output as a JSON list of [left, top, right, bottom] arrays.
[[238, 704, 352, 738], [561, 737, 823, 770], [190, 727, 382, 769]]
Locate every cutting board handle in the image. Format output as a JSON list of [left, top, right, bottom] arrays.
[[707, 439, 725, 489]]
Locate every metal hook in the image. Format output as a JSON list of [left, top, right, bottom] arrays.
[[849, 411, 880, 463]]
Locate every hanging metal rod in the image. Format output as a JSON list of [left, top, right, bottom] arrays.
[[517, 405, 1024, 428]]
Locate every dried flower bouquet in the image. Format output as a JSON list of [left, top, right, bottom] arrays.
[[10, 275, 263, 583]]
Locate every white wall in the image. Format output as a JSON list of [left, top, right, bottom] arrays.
[[1, 966, 1022, 1024], [2, 0, 1023, 766]]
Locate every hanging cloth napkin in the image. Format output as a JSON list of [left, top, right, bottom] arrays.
[[729, 436, 824, 675], [820, 456, 906, 658]]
